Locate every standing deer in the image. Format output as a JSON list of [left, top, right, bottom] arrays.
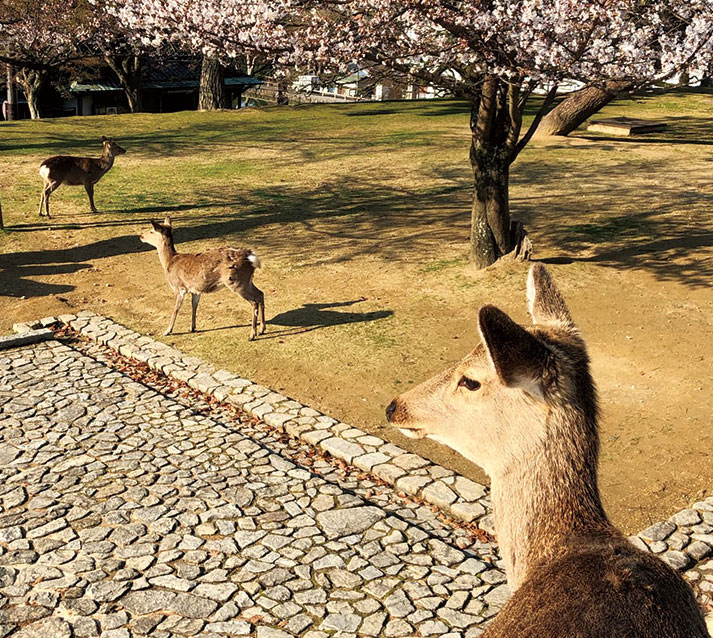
[[386, 264, 708, 637], [38, 136, 126, 217], [139, 216, 266, 340]]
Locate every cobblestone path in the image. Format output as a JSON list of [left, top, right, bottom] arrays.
[[0, 339, 508, 638]]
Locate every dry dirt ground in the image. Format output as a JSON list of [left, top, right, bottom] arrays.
[[1, 92, 712, 533]]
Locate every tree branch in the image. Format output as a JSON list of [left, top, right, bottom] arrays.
[[511, 84, 558, 162]]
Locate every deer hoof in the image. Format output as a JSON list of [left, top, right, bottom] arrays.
[[248, 333, 256, 341], [163, 329, 172, 336]]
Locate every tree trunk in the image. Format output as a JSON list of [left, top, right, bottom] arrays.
[[5, 64, 14, 121], [105, 55, 142, 113], [465, 77, 559, 268], [467, 79, 516, 268], [15, 67, 45, 119], [538, 82, 630, 137], [470, 152, 512, 267], [199, 55, 228, 110], [0, 192, 4, 230]]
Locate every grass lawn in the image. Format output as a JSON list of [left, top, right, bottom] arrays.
[[1, 91, 712, 533]]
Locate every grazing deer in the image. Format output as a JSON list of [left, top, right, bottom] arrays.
[[38, 136, 126, 217], [139, 216, 266, 340], [386, 264, 708, 637]]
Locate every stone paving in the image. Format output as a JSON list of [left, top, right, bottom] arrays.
[[1, 316, 712, 637], [0, 337, 508, 638]]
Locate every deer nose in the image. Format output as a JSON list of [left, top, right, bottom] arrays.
[[386, 400, 397, 421]]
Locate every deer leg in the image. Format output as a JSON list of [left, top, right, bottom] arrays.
[[39, 182, 59, 218], [191, 293, 200, 332], [165, 289, 186, 335], [249, 302, 258, 341], [255, 286, 266, 335], [85, 183, 98, 213], [38, 187, 46, 217]]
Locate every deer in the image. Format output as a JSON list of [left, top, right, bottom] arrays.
[[38, 136, 126, 218], [139, 216, 266, 341], [386, 264, 709, 637]]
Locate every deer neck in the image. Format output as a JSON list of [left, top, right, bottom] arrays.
[[99, 150, 115, 172], [490, 412, 612, 590], [155, 242, 176, 271]]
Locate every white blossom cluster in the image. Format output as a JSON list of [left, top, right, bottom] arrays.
[[108, 0, 713, 91], [0, 0, 88, 65]]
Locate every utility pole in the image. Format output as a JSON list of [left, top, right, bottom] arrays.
[[5, 64, 15, 121]]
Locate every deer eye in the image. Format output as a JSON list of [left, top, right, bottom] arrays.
[[458, 376, 481, 391]]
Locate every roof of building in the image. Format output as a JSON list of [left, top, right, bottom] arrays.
[[69, 60, 262, 94]]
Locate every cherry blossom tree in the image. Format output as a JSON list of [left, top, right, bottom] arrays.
[[0, 0, 90, 119], [114, 0, 713, 267], [86, 1, 148, 113]]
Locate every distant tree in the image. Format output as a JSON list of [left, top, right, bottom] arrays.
[[0, 0, 89, 119], [115, 0, 713, 267], [86, 0, 149, 112], [198, 54, 228, 110]]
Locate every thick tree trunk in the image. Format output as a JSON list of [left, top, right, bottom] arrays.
[[466, 77, 557, 268], [538, 82, 630, 137], [15, 68, 45, 119], [470, 153, 512, 268], [199, 55, 228, 110], [105, 55, 142, 113], [468, 79, 515, 268]]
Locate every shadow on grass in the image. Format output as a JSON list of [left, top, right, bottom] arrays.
[[513, 152, 713, 288], [0, 235, 151, 298], [576, 115, 713, 147], [0, 118, 452, 161], [174, 299, 392, 339], [270, 299, 393, 327], [4, 142, 713, 298]]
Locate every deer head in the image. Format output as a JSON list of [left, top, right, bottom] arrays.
[[386, 264, 597, 479], [139, 216, 174, 250], [101, 136, 127, 157]]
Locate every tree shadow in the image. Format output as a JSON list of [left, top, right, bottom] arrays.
[[513, 152, 713, 288], [575, 115, 713, 147], [0, 235, 150, 298], [4, 128, 713, 299]]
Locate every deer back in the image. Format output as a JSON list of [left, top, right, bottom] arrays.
[[485, 534, 708, 637], [41, 155, 111, 186], [166, 248, 256, 294]]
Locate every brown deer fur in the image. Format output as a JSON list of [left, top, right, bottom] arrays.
[[386, 264, 708, 637], [139, 217, 266, 340], [38, 136, 126, 217]]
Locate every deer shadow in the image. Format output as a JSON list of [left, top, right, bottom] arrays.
[[269, 299, 393, 328], [188, 299, 393, 338], [172, 297, 394, 340]]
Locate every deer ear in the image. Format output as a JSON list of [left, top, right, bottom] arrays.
[[163, 216, 172, 228], [101, 135, 108, 142], [151, 220, 162, 231], [527, 264, 573, 327], [478, 305, 549, 392]]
